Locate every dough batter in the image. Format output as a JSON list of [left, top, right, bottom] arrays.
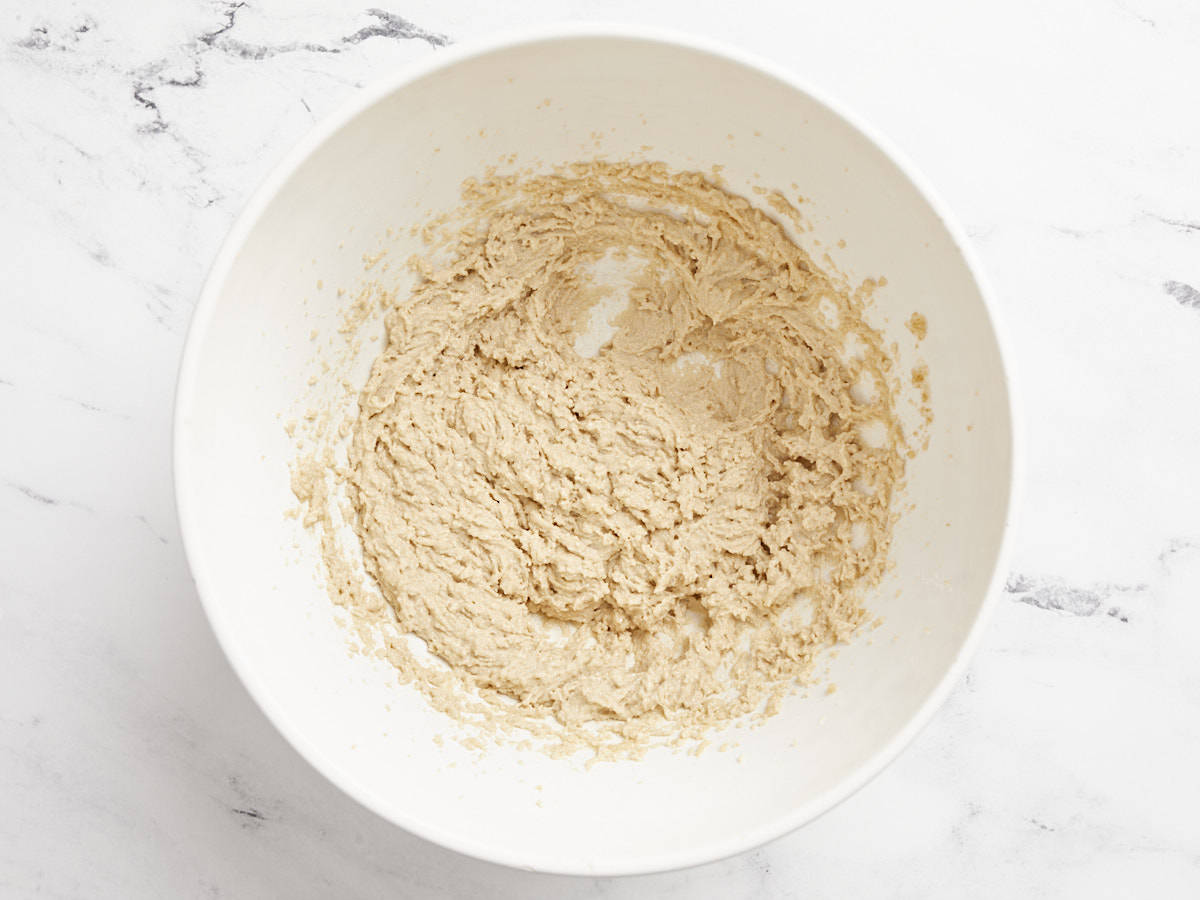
[[300, 161, 906, 754]]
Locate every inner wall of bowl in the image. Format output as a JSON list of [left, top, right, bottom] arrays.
[[179, 36, 1011, 872]]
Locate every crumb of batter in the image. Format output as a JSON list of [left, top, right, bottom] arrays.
[[906, 312, 927, 340], [293, 160, 908, 757]]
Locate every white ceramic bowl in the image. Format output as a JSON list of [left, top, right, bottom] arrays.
[[175, 26, 1017, 876]]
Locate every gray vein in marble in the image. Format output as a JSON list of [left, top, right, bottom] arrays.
[[1163, 280, 1200, 309], [1112, 1, 1157, 28], [60, 394, 132, 419], [8, 483, 93, 513], [226, 775, 275, 831], [1004, 573, 1145, 621], [77, 233, 187, 329], [1047, 212, 1200, 241], [1158, 537, 1200, 569], [232, 807, 267, 826], [134, 514, 170, 546], [199, 0, 246, 48], [1049, 224, 1089, 238], [11, 483, 59, 506], [15, 16, 96, 52], [196, 2, 448, 64], [1149, 213, 1200, 234], [15, 26, 50, 51], [130, 78, 174, 136], [345, 9, 451, 47], [744, 849, 772, 893], [949, 800, 984, 848], [49, 129, 100, 162]]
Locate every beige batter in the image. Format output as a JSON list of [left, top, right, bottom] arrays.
[[297, 161, 906, 755]]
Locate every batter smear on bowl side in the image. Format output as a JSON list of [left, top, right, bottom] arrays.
[[293, 161, 908, 756]]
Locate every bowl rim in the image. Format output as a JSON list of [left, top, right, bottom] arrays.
[[173, 22, 1022, 877]]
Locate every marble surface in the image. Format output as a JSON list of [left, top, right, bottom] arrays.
[[2, 0, 1199, 896]]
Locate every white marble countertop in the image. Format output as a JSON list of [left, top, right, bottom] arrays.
[[3, 0, 1199, 896]]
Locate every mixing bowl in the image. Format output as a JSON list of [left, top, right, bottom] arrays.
[[174, 26, 1017, 875]]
